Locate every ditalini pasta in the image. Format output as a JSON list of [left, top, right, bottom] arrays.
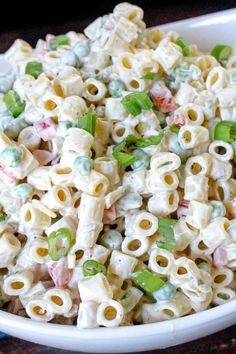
[[0, 2, 236, 329]]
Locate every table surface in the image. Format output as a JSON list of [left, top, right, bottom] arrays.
[[1, 1, 236, 353]]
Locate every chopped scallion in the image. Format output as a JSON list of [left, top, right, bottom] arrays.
[[49, 35, 70, 50], [25, 61, 43, 79], [214, 121, 236, 143], [175, 37, 190, 57], [156, 217, 177, 251], [121, 92, 153, 117], [83, 259, 107, 276], [131, 268, 165, 293], [211, 44, 232, 62], [77, 112, 97, 136]]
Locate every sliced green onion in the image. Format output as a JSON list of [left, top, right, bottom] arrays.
[[0, 214, 7, 222], [77, 112, 97, 136], [210, 200, 226, 219], [152, 281, 176, 301], [211, 44, 232, 62], [0, 146, 24, 167], [48, 227, 71, 261], [49, 35, 70, 50], [156, 217, 177, 251], [141, 72, 156, 80], [214, 121, 236, 142], [112, 132, 164, 167], [175, 37, 190, 56], [25, 61, 43, 79], [4, 90, 25, 118], [170, 125, 180, 134], [121, 92, 153, 117], [197, 262, 211, 273], [73, 156, 93, 176], [131, 268, 165, 293], [82, 259, 107, 277], [231, 140, 236, 153]]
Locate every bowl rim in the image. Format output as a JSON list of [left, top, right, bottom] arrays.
[[1, 7, 236, 340], [1, 299, 236, 338]]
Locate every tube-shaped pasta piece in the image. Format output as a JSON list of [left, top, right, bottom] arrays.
[[27, 166, 52, 191], [214, 178, 236, 201], [125, 211, 158, 238], [3, 270, 33, 296], [206, 67, 229, 92], [182, 104, 204, 126], [152, 38, 183, 74], [212, 267, 233, 289], [149, 247, 175, 275], [41, 186, 72, 212], [77, 301, 99, 329], [78, 273, 113, 302], [122, 170, 149, 196], [44, 288, 73, 315], [111, 122, 136, 144], [53, 66, 84, 97], [26, 297, 54, 322], [113, 2, 144, 23], [83, 78, 107, 103], [94, 157, 120, 185], [145, 29, 163, 49], [210, 157, 232, 181], [173, 218, 199, 252], [146, 171, 179, 193], [74, 170, 109, 197], [49, 164, 73, 186], [19, 202, 51, 233], [212, 287, 236, 305], [141, 292, 191, 324], [0, 232, 21, 267], [150, 152, 181, 174], [178, 125, 209, 149], [186, 200, 212, 229], [209, 140, 233, 162], [184, 175, 209, 202], [108, 250, 138, 280], [62, 128, 94, 155], [185, 153, 212, 177], [170, 257, 200, 287], [97, 300, 124, 328], [76, 193, 104, 248], [147, 191, 179, 217], [196, 55, 219, 78], [121, 236, 150, 257], [28, 237, 49, 264], [18, 126, 41, 151], [45, 215, 77, 241]]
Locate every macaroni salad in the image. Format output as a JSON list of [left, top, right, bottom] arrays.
[[0, 2, 236, 329]]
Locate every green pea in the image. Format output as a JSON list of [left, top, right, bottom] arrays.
[[73, 41, 90, 59], [4, 90, 25, 118], [197, 262, 211, 273], [49, 35, 70, 50], [73, 156, 93, 176], [131, 149, 150, 170], [118, 192, 142, 210], [12, 183, 33, 200], [99, 230, 123, 250], [108, 80, 125, 97], [0, 71, 15, 93], [210, 201, 226, 219], [4, 116, 29, 139], [152, 282, 176, 301], [0, 111, 13, 130], [25, 61, 43, 79], [0, 146, 24, 167], [61, 50, 78, 67]]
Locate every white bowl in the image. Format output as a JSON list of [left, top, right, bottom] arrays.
[[1, 8, 236, 352]]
